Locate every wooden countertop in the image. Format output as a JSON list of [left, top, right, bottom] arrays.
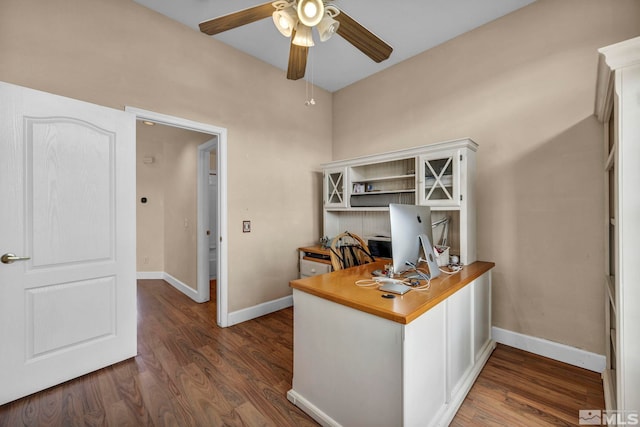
[[298, 245, 332, 265], [298, 245, 331, 255], [290, 260, 495, 324]]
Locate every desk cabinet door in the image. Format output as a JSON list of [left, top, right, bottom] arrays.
[[473, 272, 492, 361], [446, 284, 473, 401], [300, 259, 331, 278]]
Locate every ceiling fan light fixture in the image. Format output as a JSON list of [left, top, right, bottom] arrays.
[[317, 13, 339, 42], [292, 24, 314, 47], [272, 6, 298, 37], [297, 0, 324, 27]]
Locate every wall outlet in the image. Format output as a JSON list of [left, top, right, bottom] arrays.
[[243, 220, 251, 233]]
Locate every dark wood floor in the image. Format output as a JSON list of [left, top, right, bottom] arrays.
[[0, 280, 604, 426], [452, 344, 604, 426]]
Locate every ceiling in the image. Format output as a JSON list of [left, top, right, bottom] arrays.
[[133, 0, 536, 92]]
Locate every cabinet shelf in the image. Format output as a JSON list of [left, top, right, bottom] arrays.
[[352, 189, 415, 196], [325, 207, 390, 212], [350, 191, 415, 207], [325, 206, 459, 213], [352, 174, 415, 184]]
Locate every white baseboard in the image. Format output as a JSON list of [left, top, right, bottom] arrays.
[[492, 326, 606, 373], [163, 272, 202, 302], [137, 271, 291, 323], [136, 271, 203, 302], [227, 295, 293, 326], [287, 389, 340, 427], [136, 271, 164, 280]]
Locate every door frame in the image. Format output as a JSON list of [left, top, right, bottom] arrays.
[[125, 107, 229, 327], [200, 138, 218, 281], [198, 137, 217, 301]]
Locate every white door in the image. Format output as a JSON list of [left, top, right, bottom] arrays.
[[0, 81, 136, 405]]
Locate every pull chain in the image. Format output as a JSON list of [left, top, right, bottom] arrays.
[[305, 48, 316, 106]]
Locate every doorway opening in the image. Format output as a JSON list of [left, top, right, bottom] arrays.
[[126, 107, 229, 327]]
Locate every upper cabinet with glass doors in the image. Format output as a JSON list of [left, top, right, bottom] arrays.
[[320, 138, 478, 264], [323, 167, 347, 208], [418, 149, 461, 207]]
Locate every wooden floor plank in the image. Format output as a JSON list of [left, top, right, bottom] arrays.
[[451, 344, 605, 426], [177, 362, 234, 426], [0, 280, 604, 426]]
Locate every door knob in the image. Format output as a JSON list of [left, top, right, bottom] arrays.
[[1, 253, 31, 264]]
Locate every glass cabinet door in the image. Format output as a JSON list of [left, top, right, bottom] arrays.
[[324, 167, 347, 208], [418, 150, 460, 207]]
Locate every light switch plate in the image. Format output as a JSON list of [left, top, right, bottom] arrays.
[[242, 220, 251, 233]]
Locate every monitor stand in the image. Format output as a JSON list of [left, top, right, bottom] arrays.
[[418, 233, 441, 280]]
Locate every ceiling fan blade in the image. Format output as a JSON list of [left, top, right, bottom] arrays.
[[199, 2, 275, 35], [334, 10, 393, 63], [287, 32, 308, 80]]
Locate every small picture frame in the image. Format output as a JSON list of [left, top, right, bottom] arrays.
[[353, 183, 365, 194]]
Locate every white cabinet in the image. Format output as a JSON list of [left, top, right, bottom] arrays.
[[473, 272, 492, 361], [418, 149, 461, 207], [321, 138, 478, 265], [595, 36, 640, 416], [298, 246, 332, 279], [289, 269, 494, 427], [323, 167, 347, 208], [299, 259, 331, 278], [446, 284, 473, 401]]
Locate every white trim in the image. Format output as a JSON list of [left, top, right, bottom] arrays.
[[215, 124, 229, 327], [125, 106, 230, 327], [136, 271, 164, 280], [286, 390, 340, 427], [197, 138, 217, 306], [602, 369, 616, 411], [596, 36, 640, 121], [319, 137, 477, 170], [163, 272, 201, 302], [227, 295, 293, 327], [598, 36, 640, 72], [136, 271, 203, 301], [492, 327, 606, 373]]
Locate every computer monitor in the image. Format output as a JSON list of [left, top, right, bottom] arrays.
[[389, 203, 440, 279]]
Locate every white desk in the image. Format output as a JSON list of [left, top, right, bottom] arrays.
[[288, 260, 495, 427]]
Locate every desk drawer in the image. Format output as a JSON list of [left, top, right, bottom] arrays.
[[300, 259, 332, 278]]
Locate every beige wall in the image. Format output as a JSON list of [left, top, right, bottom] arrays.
[[136, 122, 166, 272], [0, 0, 332, 312], [332, 0, 640, 353], [3, 0, 637, 353]]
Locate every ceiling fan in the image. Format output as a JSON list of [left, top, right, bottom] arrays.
[[199, 0, 393, 80]]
